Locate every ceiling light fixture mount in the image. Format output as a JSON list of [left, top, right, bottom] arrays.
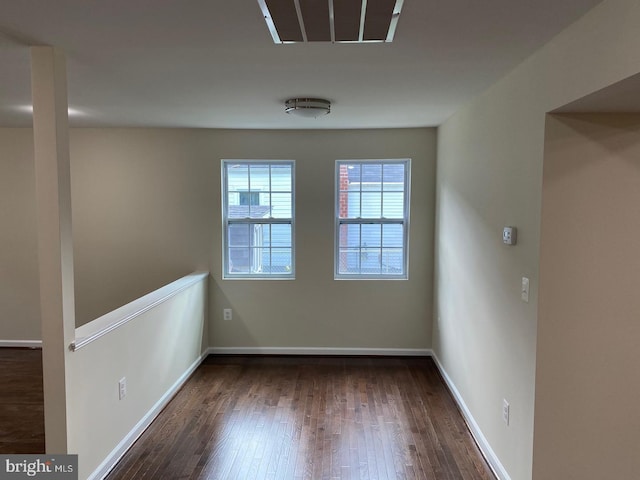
[[285, 97, 331, 118]]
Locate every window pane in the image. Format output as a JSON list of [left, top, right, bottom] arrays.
[[249, 198, 271, 219], [228, 224, 250, 247], [383, 164, 405, 190], [337, 190, 350, 219], [338, 224, 360, 248], [382, 224, 403, 247], [383, 181, 404, 192], [382, 192, 405, 218], [228, 247, 250, 273], [227, 164, 248, 191], [271, 224, 292, 247], [341, 163, 360, 190], [361, 246, 381, 274], [271, 164, 292, 191], [229, 223, 268, 247], [239, 191, 260, 206], [361, 192, 382, 218], [341, 191, 361, 218], [271, 193, 292, 218], [246, 247, 264, 273], [271, 248, 292, 274], [227, 192, 241, 215], [381, 249, 404, 274], [361, 224, 381, 247], [361, 163, 382, 189], [338, 248, 360, 274], [249, 164, 270, 191], [338, 225, 362, 273], [228, 205, 252, 219], [261, 224, 271, 247]]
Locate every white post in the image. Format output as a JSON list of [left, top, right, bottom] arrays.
[[31, 46, 75, 454]]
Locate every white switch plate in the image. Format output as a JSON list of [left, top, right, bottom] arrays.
[[521, 277, 530, 303], [118, 377, 127, 400], [502, 399, 510, 426], [223, 308, 232, 321]]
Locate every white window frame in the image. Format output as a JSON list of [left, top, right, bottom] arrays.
[[334, 159, 411, 280], [222, 160, 295, 280]]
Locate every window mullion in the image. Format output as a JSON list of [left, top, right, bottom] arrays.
[[268, 163, 272, 222], [359, 174, 362, 218], [357, 223, 362, 274], [379, 162, 384, 221], [247, 165, 252, 217]]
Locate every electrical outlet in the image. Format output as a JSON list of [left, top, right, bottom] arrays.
[[502, 399, 510, 426], [503, 226, 517, 245], [223, 308, 232, 321], [119, 377, 127, 400]]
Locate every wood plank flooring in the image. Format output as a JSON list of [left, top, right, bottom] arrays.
[[108, 356, 494, 480], [0, 348, 45, 454]]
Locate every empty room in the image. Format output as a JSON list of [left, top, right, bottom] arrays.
[[1, 1, 639, 479]]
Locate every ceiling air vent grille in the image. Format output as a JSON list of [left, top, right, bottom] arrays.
[[258, 0, 404, 44]]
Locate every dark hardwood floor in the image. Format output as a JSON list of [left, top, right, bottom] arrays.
[[0, 351, 494, 478], [0, 348, 45, 454], [108, 356, 494, 480]]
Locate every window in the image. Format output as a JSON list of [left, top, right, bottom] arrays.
[[239, 191, 260, 206], [335, 160, 410, 279], [222, 160, 294, 279]]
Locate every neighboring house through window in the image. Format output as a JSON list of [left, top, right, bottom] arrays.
[[239, 191, 260, 206], [222, 160, 295, 279], [335, 159, 410, 279]]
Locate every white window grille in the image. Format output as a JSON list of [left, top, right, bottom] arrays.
[[335, 159, 410, 280], [222, 160, 295, 279]]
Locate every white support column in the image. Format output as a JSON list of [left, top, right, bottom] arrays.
[[31, 46, 75, 454]]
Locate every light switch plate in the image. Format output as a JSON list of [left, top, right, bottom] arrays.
[[118, 377, 127, 400], [502, 399, 510, 425], [521, 277, 530, 303]]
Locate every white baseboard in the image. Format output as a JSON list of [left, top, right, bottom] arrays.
[[431, 353, 510, 480], [88, 349, 209, 480], [206, 346, 432, 357], [0, 340, 42, 348]]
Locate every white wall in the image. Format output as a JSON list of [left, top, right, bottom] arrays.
[[534, 114, 640, 480], [68, 274, 207, 480], [434, 0, 640, 478], [1, 128, 435, 351], [0, 129, 40, 341]]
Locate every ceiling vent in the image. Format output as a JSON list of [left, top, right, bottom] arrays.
[[257, 0, 404, 44]]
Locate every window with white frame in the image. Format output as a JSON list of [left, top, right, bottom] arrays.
[[222, 160, 294, 279], [335, 160, 410, 279]]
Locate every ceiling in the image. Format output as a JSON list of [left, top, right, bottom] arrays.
[[0, 0, 603, 129]]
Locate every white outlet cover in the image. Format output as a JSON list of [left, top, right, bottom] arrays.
[[503, 226, 517, 245]]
